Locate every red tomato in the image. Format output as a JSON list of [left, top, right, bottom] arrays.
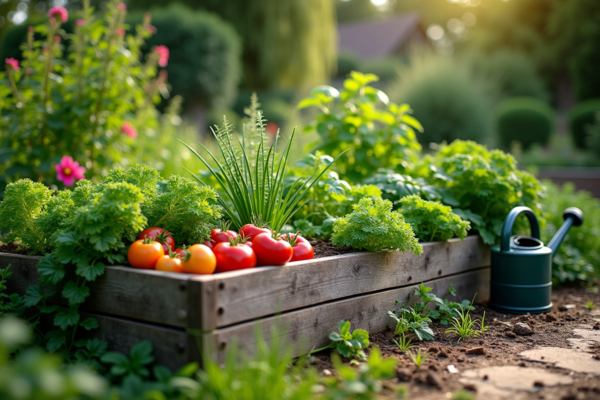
[[283, 233, 314, 262], [138, 227, 175, 253], [128, 238, 164, 269], [181, 244, 216, 274], [203, 240, 214, 250], [210, 228, 238, 244], [213, 242, 257, 273], [240, 224, 271, 241], [173, 246, 188, 258], [155, 254, 183, 273], [244, 240, 253, 248], [253, 232, 293, 266]]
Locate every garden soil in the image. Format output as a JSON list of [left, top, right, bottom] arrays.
[[311, 286, 600, 400]]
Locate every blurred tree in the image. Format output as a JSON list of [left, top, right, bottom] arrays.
[[128, 0, 336, 90]]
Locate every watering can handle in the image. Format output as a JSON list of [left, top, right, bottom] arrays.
[[500, 206, 541, 252]]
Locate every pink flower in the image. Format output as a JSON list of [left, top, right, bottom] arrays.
[[266, 122, 279, 136], [26, 67, 33, 74], [5, 58, 20, 71], [154, 45, 169, 67], [116, 28, 125, 36], [118, 3, 127, 11], [28, 26, 34, 32], [76, 19, 85, 27], [122, 122, 137, 138], [55, 156, 86, 186], [54, 35, 61, 44], [146, 25, 157, 34], [48, 6, 68, 23]]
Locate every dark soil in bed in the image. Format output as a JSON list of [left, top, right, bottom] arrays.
[[0, 243, 32, 255], [310, 285, 600, 399], [309, 238, 358, 259]]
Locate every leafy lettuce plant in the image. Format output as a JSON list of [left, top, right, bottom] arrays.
[[430, 140, 545, 245], [325, 320, 370, 360], [0, 0, 170, 191], [183, 102, 344, 232], [331, 197, 423, 254], [299, 71, 423, 182], [399, 195, 470, 242]]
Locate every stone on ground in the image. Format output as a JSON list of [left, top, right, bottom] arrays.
[[519, 347, 600, 374]]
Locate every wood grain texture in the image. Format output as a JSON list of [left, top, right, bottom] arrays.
[[78, 312, 201, 371], [203, 267, 490, 363], [203, 236, 489, 329]]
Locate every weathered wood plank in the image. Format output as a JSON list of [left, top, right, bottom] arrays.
[[78, 312, 200, 371], [203, 267, 490, 363], [202, 236, 489, 329]]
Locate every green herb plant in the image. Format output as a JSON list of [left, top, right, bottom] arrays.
[[413, 283, 474, 326], [0, 165, 219, 354], [429, 140, 545, 245], [392, 333, 413, 352], [183, 100, 344, 232], [299, 71, 423, 182], [322, 348, 397, 400], [399, 194, 470, 242], [407, 348, 429, 370], [0, 0, 170, 191], [444, 302, 482, 342], [311, 320, 370, 360], [587, 301, 595, 310], [0, 265, 24, 317], [331, 197, 423, 254], [387, 307, 434, 341]]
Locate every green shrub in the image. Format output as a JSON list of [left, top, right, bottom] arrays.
[[388, 51, 499, 146], [358, 57, 401, 82], [568, 99, 600, 149], [469, 50, 549, 101], [541, 181, 600, 284], [299, 71, 423, 182], [331, 197, 423, 254], [495, 97, 554, 149], [337, 51, 359, 77], [129, 4, 241, 110]]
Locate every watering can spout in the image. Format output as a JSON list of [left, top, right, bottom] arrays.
[[547, 207, 584, 259]]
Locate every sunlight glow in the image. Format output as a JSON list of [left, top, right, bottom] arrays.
[[427, 24, 445, 41]]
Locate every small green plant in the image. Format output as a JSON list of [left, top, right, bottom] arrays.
[[410, 283, 474, 326], [331, 197, 423, 254], [444, 304, 482, 342], [392, 333, 413, 352], [0, 265, 24, 317], [101, 340, 155, 380], [587, 301, 595, 310], [407, 348, 429, 369], [184, 96, 344, 232], [323, 347, 397, 400], [299, 71, 423, 182], [452, 390, 476, 400], [399, 194, 471, 242], [388, 308, 434, 341], [311, 320, 370, 360], [480, 311, 489, 333]]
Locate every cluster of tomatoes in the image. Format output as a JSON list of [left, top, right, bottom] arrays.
[[127, 224, 314, 274]]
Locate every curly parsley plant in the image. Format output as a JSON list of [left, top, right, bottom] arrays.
[[399, 195, 470, 242], [331, 197, 422, 254]]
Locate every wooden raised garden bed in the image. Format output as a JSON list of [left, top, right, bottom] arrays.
[[2, 236, 490, 370]]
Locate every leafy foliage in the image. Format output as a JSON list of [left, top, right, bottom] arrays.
[[327, 320, 370, 361], [399, 195, 470, 242], [392, 333, 413, 352], [541, 181, 600, 284], [429, 140, 545, 245], [184, 102, 341, 232], [495, 97, 554, 150], [444, 306, 483, 342], [0, 0, 170, 192], [0, 265, 24, 317], [388, 308, 434, 341], [407, 348, 429, 369], [322, 348, 397, 400], [101, 340, 155, 380], [299, 71, 423, 182], [0, 165, 219, 354], [331, 197, 423, 254]]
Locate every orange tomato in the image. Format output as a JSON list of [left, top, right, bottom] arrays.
[[181, 244, 216, 274], [128, 239, 164, 269], [155, 254, 184, 273]]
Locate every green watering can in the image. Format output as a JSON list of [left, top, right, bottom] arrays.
[[489, 206, 584, 314]]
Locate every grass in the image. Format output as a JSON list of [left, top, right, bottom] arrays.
[[407, 348, 429, 369], [392, 333, 413, 352], [587, 301, 595, 310], [444, 305, 482, 342]]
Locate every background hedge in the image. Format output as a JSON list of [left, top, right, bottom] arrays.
[[568, 99, 600, 149], [495, 97, 554, 149]]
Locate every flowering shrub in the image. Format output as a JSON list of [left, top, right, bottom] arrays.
[[0, 0, 170, 194]]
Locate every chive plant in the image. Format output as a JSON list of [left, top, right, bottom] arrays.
[[182, 108, 344, 231]]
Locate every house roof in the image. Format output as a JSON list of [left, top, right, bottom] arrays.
[[337, 13, 423, 59]]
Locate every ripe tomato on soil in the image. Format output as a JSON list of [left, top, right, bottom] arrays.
[[181, 244, 216, 274], [210, 225, 238, 245], [155, 253, 183, 273], [239, 224, 271, 241], [283, 233, 314, 262], [253, 232, 293, 266], [128, 239, 164, 269], [213, 241, 257, 273], [138, 227, 175, 253]]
